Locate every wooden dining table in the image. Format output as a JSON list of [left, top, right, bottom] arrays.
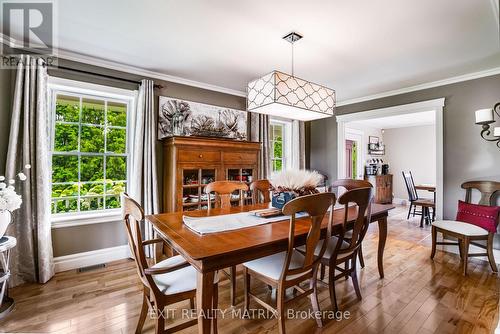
[[147, 202, 394, 334]]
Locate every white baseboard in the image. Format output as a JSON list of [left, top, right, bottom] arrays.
[[54, 245, 131, 273], [392, 198, 408, 205]]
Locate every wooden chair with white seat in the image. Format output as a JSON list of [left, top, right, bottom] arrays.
[[310, 187, 372, 311], [242, 192, 336, 334], [250, 179, 271, 204], [204, 180, 249, 306], [121, 193, 218, 334], [431, 181, 500, 276]]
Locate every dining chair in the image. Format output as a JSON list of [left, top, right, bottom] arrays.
[[328, 179, 373, 269], [242, 192, 336, 334], [431, 181, 500, 276], [312, 187, 372, 311], [402, 171, 435, 227], [121, 193, 218, 334], [250, 179, 271, 204], [204, 180, 249, 306]]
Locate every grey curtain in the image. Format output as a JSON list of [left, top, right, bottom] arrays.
[[5, 55, 54, 286], [129, 79, 159, 257], [291, 120, 306, 169], [250, 113, 270, 179]]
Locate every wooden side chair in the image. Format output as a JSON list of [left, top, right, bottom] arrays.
[[242, 192, 336, 334], [402, 171, 435, 227], [204, 181, 249, 306], [250, 179, 271, 204], [431, 181, 500, 276], [328, 178, 373, 269], [121, 193, 218, 334], [313, 187, 372, 311]]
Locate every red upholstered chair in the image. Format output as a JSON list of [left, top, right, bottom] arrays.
[[431, 181, 500, 276]]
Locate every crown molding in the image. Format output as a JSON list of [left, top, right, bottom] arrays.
[[0, 33, 247, 98], [336, 66, 500, 107]]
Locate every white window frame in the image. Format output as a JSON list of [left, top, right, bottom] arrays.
[[48, 77, 137, 228], [269, 118, 292, 172]]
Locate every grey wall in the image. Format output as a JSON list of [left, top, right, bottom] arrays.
[[309, 74, 500, 219]]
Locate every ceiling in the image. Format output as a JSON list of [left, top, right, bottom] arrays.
[[5, 0, 500, 101], [348, 110, 435, 129]]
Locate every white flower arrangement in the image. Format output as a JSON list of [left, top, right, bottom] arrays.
[[0, 165, 31, 212], [270, 169, 323, 196]]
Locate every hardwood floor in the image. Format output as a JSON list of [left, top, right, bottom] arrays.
[[1, 206, 499, 333]]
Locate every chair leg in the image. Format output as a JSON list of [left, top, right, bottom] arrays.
[[462, 237, 470, 276], [407, 203, 412, 220], [458, 239, 463, 259], [277, 286, 286, 334], [419, 206, 424, 228], [430, 226, 437, 259], [328, 264, 338, 312], [189, 297, 195, 310], [487, 234, 498, 273], [243, 267, 250, 311], [358, 245, 365, 268], [136, 293, 148, 334], [432, 207, 436, 221], [319, 263, 326, 280], [155, 304, 165, 334], [413, 205, 416, 217], [212, 283, 218, 334], [309, 267, 323, 328], [350, 255, 362, 301], [230, 266, 237, 306]]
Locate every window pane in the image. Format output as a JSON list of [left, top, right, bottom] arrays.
[[80, 196, 104, 212], [81, 182, 104, 196], [52, 197, 78, 214], [52, 184, 79, 198], [105, 181, 126, 195], [81, 98, 105, 125], [106, 156, 127, 180], [54, 123, 79, 152], [105, 195, 121, 209], [81, 126, 104, 153], [107, 102, 127, 127], [52, 155, 78, 182], [273, 140, 283, 159], [274, 125, 282, 138], [106, 128, 126, 153], [55, 95, 79, 122], [81, 156, 104, 181]]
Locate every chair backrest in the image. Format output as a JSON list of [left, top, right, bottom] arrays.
[[280, 192, 336, 282], [121, 193, 160, 296], [330, 179, 373, 192], [336, 187, 373, 258], [204, 181, 249, 211], [462, 181, 500, 206], [402, 171, 418, 201], [250, 179, 271, 204]]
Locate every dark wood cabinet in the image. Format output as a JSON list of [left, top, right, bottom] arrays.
[[365, 174, 393, 204], [162, 136, 261, 212]]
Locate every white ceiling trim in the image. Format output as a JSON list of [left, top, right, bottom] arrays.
[[0, 33, 247, 98], [336, 67, 500, 107]]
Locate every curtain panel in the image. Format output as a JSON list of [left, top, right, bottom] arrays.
[[250, 113, 270, 179], [5, 55, 54, 286], [129, 79, 160, 258]]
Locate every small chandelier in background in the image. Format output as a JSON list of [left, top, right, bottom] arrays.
[[247, 32, 336, 121], [475, 102, 500, 149]]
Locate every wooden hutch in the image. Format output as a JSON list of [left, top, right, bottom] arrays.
[[162, 136, 261, 212]]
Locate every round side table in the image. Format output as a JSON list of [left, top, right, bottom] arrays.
[[0, 236, 16, 319]]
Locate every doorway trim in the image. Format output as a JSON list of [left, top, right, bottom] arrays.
[[336, 98, 445, 219]]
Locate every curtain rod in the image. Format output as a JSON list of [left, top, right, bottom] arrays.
[[49, 65, 164, 89]]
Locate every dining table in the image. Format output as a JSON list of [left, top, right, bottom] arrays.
[[147, 202, 394, 334]]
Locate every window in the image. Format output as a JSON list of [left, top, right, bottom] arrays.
[[269, 119, 292, 172], [49, 82, 133, 215]]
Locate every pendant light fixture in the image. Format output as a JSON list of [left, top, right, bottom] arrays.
[[247, 32, 336, 121]]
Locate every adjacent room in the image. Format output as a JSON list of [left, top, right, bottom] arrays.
[[0, 1, 499, 333]]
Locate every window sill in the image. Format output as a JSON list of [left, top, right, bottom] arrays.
[[51, 210, 122, 229]]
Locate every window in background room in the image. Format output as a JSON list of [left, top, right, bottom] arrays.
[[269, 119, 292, 172], [50, 89, 131, 215]]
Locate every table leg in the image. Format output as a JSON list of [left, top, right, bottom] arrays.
[[197, 270, 215, 334], [377, 216, 388, 279]]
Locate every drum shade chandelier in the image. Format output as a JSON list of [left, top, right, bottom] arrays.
[[247, 32, 336, 121]]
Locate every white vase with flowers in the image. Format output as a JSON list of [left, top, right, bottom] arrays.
[[0, 165, 31, 238]]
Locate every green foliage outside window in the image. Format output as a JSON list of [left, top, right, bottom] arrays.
[[270, 123, 284, 172], [51, 94, 128, 214]]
